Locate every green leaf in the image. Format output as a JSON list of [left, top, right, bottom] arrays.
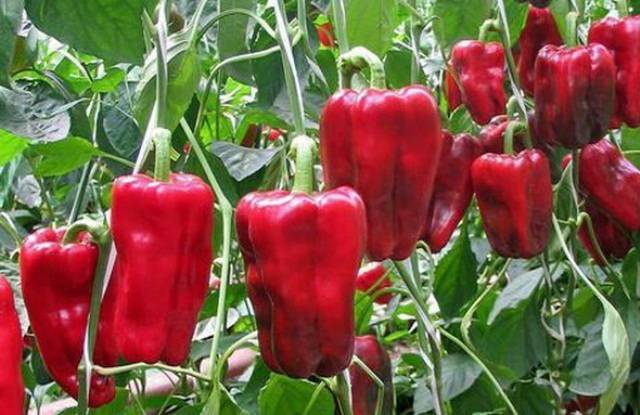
[[345, 0, 398, 57], [620, 126, 640, 169], [258, 375, 335, 415], [504, 0, 529, 44], [0, 0, 24, 87], [134, 33, 201, 132], [102, 82, 141, 158], [236, 358, 272, 414], [92, 67, 126, 93], [433, 225, 478, 319], [432, 0, 493, 52], [448, 106, 475, 135], [211, 142, 281, 181], [0, 130, 28, 167], [413, 354, 483, 413], [0, 84, 70, 142], [218, 0, 257, 85], [510, 381, 556, 415], [488, 269, 543, 324], [93, 388, 129, 414], [354, 290, 375, 335], [30, 137, 99, 176], [384, 49, 413, 89], [25, 0, 151, 64], [549, 0, 571, 45], [570, 320, 612, 396]]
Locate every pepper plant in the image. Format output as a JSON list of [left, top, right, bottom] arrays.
[[1, 0, 640, 414]]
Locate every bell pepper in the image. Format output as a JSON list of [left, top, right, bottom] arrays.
[[350, 335, 393, 415], [20, 228, 118, 407], [321, 48, 443, 260], [471, 149, 553, 258], [355, 262, 392, 304], [112, 171, 214, 365], [588, 16, 640, 128], [576, 139, 640, 231], [444, 70, 462, 112], [517, 6, 563, 96], [317, 22, 335, 48], [423, 131, 483, 253], [449, 40, 507, 125], [578, 202, 632, 265], [534, 44, 615, 148], [236, 186, 367, 378], [0, 276, 24, 415]]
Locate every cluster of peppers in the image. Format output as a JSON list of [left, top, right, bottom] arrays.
[[19, 129, 214, 407]]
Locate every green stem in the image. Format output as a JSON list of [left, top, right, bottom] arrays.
[[565, 12, 579, 47], [153, 128, 172, 182], [335, 371, 353, 415], [409, 0, 421, 84], [478, 19, 497, 42], [273, 0, 307, 136], [338, 46, 386, 89], [94, 362, 210, 382], [100, 152, 137, 169], [291, 135, 316, 193], [154, 0, 170, 129], [504, 121, 527, 154], [331, 0, 349, 54], [196, 9, 277, 44], [352, 356, 386, 415], [68, 163, 92, 223], [302, 382, 328, 415], [297, 0, 311, 52], [617, 0, 629, 17]]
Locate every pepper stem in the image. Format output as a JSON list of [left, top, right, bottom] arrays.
[[617, 0, 629, 16], [153, 128, 172, 182], [338, 46, 386, 90], [503, 121, 528, 155], [291, 135, 317, 194], [478, 18, 498, 42], [62, 219, 108, 245]]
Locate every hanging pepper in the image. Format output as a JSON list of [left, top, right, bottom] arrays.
[[444, 70, 462, 112], [423, 131, 483, 253], [317, 22, 335, 48], [112, 128, 214, 365], [589, 16, 640, 128], [237, 185, 366, 378], [478, 114, 549, 154], [20, 228, 118, 407], [517, 6, 563, 96], [355, 262, 392, 304], [321, 47, 443, 260], [471, 149, 553, 258], [0, 276, 24, 415], [349, 335, 394, 415], [534, 44, 615, 148], [449, 40, 507, 125], [578, 202, 632, 265], [576, 139, 640, 231]]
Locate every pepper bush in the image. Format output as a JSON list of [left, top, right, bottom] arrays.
[[0, 0, 640, 414]]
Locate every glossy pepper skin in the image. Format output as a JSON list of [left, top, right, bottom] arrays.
[[472, 149, 553, 258], [237, 187, 366, 378], [0, 276, 25, 415], [578, 202, 632, 265], [320, 85, 443, 260], [534, 44, 615, 148], [577, 139, 640, 231], [589, 16, 640, 128], [444, 70, 462, 112], [355, 262, 392, 304], [112, 173, 214, 365], [20, 228, 118, 407], [423, 131, 483, 253], [450, 41, 507, 125], [517, 6, 563, 96], [349, 335, 393, 415]]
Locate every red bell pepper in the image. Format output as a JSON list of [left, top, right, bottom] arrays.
[[321, 48, 443, 260], [423, 131, 483, 252], [355, 262, 392, 304], [517, 6, 563, 96], [20, 228, 118, 407], [534, 44, 615, 148], [236, 187, 367, 378], [577, 139, 640, 231], [0, 276, 25, 415], [589, 16, 640, 128], [450, 40, 507, 125], [350, 335, 393, 415], [112, 172, 214, 366], [317, 22, 335, 48], [472, 149, 553, 258], [578, 202, 632, 265], [444, 70, 462, 112]]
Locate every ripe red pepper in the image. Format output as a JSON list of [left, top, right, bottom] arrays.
[[450, 40, 507, 125], [472, 149, 553, 258], [423, 131, 483, 253], [320, 84, 443, 260], [534, 44, 615, 148], [355, 262, 392, 304], [349, 335, 393, 415], [578, 202, 632, 265], [112, 173, 214, 365], [20, 228, 118, 407], [565, 395, 598, 413], [0, 276, 25, 415], [236, 187, 366, 378], [317, 22, 335, 48], [267, 128, 283, 142], [478, 116, 525, 154], [444, 70, 462, 112], [589, 16, 640, 128], [577, 139, 640, 231], [517, 6, 562, 96]]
